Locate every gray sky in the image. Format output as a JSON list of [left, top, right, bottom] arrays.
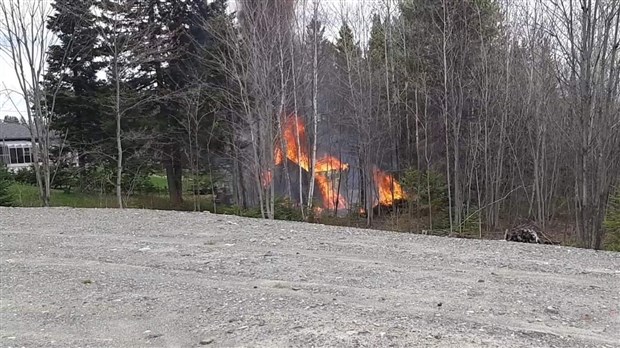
[[2, 0, 530, 121], [0, 0, 369, 121]]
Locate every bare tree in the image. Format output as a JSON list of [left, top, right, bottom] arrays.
[[0, 0, 65, 206], [542, 0, 620, 249], [95, 0, 162, 208]]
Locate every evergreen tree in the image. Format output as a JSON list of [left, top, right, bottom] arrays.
[[368, 14, 386, 69], [335, 22, 359, 63], [117, 0, 229, 204], [0, 165, 13, 206], [45, 0, 107, 165]]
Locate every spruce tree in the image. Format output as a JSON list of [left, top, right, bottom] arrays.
[[0, 165, 13, 207], [135, 0, 228, 204], [45, 0, 107, 165], [368, 14, 386, 69]]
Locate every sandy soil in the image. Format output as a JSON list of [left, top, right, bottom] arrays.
[[1, 207, 619, 347]]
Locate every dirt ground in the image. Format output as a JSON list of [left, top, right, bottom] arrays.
[[1, 207, 619, 347]]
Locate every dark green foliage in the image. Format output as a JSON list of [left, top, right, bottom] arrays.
[[335, 21, 359, 62], [400, 169, 451, 230], [13, 167, 38, 186], [0, 165, 14, 206], [219, 197, 303, 221], [604, 188, 620, 251], [50, 165, 79, 193], [401, 168, 448, 211], [368, 14, 386, 68], [45, 0, 108, 163]]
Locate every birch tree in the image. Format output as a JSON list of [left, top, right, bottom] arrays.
[[0, 0, 61, 206]]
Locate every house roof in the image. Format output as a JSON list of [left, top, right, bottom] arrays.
[[0, 122, 32, 141]]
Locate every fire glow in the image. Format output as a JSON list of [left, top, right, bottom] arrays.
[[271, 114, 406, 213], [373, 168, 407, 206], [275, 115, 309, 171]]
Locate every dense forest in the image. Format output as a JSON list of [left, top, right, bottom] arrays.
[[1, 0, 619, 250]]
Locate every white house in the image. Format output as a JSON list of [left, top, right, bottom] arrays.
[[0, 120, 36, 172], [1, 119, 79, 172]]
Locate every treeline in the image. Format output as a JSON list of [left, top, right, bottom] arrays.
[[1, 0, 618, 249]]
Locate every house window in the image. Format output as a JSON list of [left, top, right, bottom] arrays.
[[23, 147, 31, 163], [6, 146, 33, 164], [9, 148, 18, 163], [0, 146, 7, 164]]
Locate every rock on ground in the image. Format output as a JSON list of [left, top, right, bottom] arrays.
[[0, 207, 619, 347]]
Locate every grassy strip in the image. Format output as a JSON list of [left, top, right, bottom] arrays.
[[8, 183, 215, 211]]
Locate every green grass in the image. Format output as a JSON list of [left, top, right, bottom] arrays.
[[149, 175, 168, 191], [8, 183, 215, 211]]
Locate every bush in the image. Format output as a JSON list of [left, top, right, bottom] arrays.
[[604, 187, 620, 251], [273, 197, 303, 221], [185, 173, 216, 195], [0, 165, 14, 206], [217, 197, 303, 221], [13, 167, 37, 186], [51, 165, 80, 193], [401, 168, 449, 212]]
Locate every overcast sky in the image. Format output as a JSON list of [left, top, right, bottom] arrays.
[[0, 0, 372, 122], [0, 0, 54, 121], [5, 0, 519, 122]]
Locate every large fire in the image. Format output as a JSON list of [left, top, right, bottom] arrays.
[[270, 113, 406, 213], [275, 115, 310, 171], [315, 174, 347, 210], [373, 168, 407, 206], [315, 156, 349, 172]]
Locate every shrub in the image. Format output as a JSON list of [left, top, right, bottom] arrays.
[[400, 168, 450, 231], [51, 165, 80, 193], [13, 167, 37, 186], [604, 187, 620, 251], [273, 197, 303, 221], [0, 165, 14, 206], [401, 168, 449, 212]]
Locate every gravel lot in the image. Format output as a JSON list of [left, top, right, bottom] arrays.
[[1, 207, 619, 347]]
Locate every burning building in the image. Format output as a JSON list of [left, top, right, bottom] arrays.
[[269, 113, 408, 216]]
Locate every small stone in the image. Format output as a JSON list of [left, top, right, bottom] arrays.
[[199, 338, 214, 345], [138, 247, 151, 252], [545, 306, 560, 315], [478, 279, 485, 283]]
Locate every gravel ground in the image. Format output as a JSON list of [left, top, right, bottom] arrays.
[[1, 207, 619, 348]]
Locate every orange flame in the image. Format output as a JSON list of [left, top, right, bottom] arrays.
[[373, 168, 406, 206], [261, 170, 273, 188], [315, 156, 349, 173], [273, 114, 408, 212], [315, 173, 347, 210], [274, 115, 348, 210], [275, 114, 310, 171]]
